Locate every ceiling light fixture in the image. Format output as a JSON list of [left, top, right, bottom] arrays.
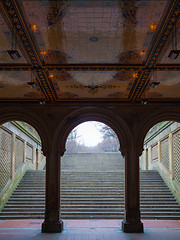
[[150, 71, 160, 88], [40, 50, 47, 55], [7, 50, 21, 60], [31, 24, 37, 32], [150, 23, 157, 31], [141, 99, 148, 105], [150, 81, 160, 88], [168, 50, 180, 60], [27, 81, 37, 89], [168, 26, 179, 60], [28, 69, 37, 89], [7, 30, 21, 60], [39, 100, 45, 105], [140, 50, 145, 56], [89, 37, 98, 42], [133, 73, 138, 78], [49, 74, 54, 78]]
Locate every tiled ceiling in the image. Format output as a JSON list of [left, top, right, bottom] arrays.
[[0, 0, 179, 102]]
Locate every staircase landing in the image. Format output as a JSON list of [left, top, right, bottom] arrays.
[[0, 220, 180, 240]]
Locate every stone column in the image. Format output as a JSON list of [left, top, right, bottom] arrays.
[[36, 149, 40, 170], [11, 133, 16, 180], [149, 146, 152, 168], [41, 148, 64, 233], [122, 141, 144, 233], [145, 148, 148, 170]]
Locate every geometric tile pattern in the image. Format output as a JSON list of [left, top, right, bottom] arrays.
[[152, 144, 158, 162], [173, 129, 180, 184], [0, 0, 179, 102], [0, 128, 12, 193], [161, 137, 170, 172], [26, 144, 33, 162], [15, 137, 24, 172]]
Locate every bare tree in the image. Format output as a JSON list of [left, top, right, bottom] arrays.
[[97, 123, 117, 140]]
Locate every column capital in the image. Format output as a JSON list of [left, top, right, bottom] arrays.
[[119, 147, 125, 157], [124, 140, 144, 157], [57, 148, 65, 157], [42, 147, 65, 158], [136, 146, 144, 157]]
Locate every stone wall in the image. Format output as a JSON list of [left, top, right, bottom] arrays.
[[0, 122, 46, 210], [140, 121, 180, 203]]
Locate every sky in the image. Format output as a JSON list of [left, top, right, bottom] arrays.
[[74, 121, 103, 147]]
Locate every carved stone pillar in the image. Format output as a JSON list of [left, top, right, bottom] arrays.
[[41, 148, 64, 233], [122, 140, 144, 233]]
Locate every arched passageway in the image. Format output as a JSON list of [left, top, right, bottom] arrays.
[[42, 107, 144, 233], [139, 120, 180, 219], [0, 119, 47, 218], [60, 121, 123, 219], [0, 103, 180, 234]]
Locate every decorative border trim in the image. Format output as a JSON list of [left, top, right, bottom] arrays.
[[0, 0, 57, 102], [0, 64, 179, 71], [129, 0, 180, 101]]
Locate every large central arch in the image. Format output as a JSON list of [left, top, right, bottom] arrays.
[[41, 106, 144, 233], [54, 106, 132, 156]]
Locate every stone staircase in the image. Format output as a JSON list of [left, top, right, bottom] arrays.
[[0, 153, 180, 220]]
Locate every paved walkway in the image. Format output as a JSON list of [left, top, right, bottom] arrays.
[[0, 220, 179, 240]]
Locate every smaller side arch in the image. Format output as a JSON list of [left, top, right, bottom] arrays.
[[0, 106, 51, 154], [53, 107, 132, 156], [136, 110, 180, 152]]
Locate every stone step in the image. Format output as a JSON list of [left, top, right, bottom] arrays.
[[18, 184, 166, 188], [1, 168, 179, 220], [2, 207, 180, 213], [7, 196, 178, 201], [0, 214, 179, 220], [1, 210, 180, 217], [12, 190, 174, 195], [6, 200, 178, 206], [13, 189, 172, 194], [9, 194, 176, 200], [3, 204, 180, 210]]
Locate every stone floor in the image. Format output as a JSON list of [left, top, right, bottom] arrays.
[[0, 219, 179, 240]]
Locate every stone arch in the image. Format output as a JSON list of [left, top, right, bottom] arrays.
[[136, 110, 180, 152], [54, 107, 132, 156], [0, 106, 50, 154]]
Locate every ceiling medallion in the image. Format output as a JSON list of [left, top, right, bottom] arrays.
[[89, 37, 99, 42]]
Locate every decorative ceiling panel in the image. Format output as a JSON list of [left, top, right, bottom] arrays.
[[48, 70, 136, 99], [0, 0, 179, 102], [19, 0, 168, 64], [0, 9, 28, 64], [144, 71, 180, 99], [0, 71, 43, 99]]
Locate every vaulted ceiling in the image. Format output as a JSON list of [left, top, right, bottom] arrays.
[[0, 0, 179, 103]]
